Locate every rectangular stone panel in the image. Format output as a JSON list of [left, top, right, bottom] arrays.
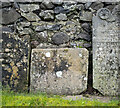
[[93, 8, 120, 96], [2, 33, 30, 92], [31, 48, 88, 95]]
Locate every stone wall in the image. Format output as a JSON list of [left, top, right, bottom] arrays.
[[0, 1, 120, 95]]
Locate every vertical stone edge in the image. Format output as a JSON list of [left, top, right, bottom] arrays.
[[118, 15, 120, 97], [0, 3, 2, 107], [92, 14, 97, 93]]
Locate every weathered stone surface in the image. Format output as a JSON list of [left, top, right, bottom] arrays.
[[21, 12, 41, 22], [2, 26, 13, 33], [79, 11, 92, 21], [83, 43, 92, 48], [40, 2, 55, 9], [46, 23, 62, 31], [18, 28, 33, 35], [63, 2, 77, 11], [85, 2, 92, 9], [51, 32, 69, 45], [93, 8, 120, 96], [60, 20, 80, 39], [36, 31, 48, 43], [0, 2, 12, 8], [90, 2, 104, 11], [54, 6, 69, 14], [39, 10, 54, 21], [17, 21, 30, 28], [2, 33, 30, 92], [81, 23, 91, 33], [76, 4, 84, 11], [35, 25, 46, 32], [19, 4, 39, 12], [31, 48, 88, 95], [76, 33, 91, 42], [56, 13, 67, 21], [106, 5, 116, 11], [112, 4, 120, 21], [1, 8, 21, 25], [52, 0, 63, 5]]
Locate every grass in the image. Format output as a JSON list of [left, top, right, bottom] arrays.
[[2, 90, 120, 106]]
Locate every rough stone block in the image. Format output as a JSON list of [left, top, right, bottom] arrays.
[[2, 33, 30, 92], [93, 8, 120, 96], [31, 48, 88, 95]]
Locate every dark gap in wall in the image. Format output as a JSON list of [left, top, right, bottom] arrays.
[[87, 50, 93, 91], [80, 50, 103, 96], [28, 41, 32, 93]]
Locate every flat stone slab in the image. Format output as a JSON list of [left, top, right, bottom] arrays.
[[93, 8, 120, 96], [30, 48, 89, 95]]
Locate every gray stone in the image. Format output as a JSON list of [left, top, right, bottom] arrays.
[[35, 25, 46, 32], [36, 31, 48, 43], [83, 43, 91, 48], [63, 2, 77, 11], [40, 2, 54, 9], [52, 32, 69, 45], [93, 8, 120, 96], [21, 12, 41, 22], [19, 4, 39, 12], [31, 40, 39, 49], [76, 4, 84, 11], [31, 21, 46, 27], [112, 4, 120, 20], [51, 0, 63, 5], [85, 2, 92, 9], [0, 2, 12, 8], [54, 6, 70, 14], [81, 23, 91, 33], [106, 5, 116, 11], [79, 11, 93, 21], [1, 8, 21, 25], [56, 13, 67, 21], [46, 24, 62, 31], [17, 21, 30, 30], [2, 26, 13, 33], [90, 2, 104, 11], [76, 33, 91, 42], [39, 10, 54, 21], [13, 2, 20, 10], [18, 28, 33, 35], [30, 48, 88, 95]]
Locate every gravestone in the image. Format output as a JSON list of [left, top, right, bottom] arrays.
[[93, 7, 120, 96], [2, 32, 30, 92], [31, 48, 88, 95]]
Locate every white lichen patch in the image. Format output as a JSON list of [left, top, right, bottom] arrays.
[[56, 71, 62, 78], [79, 53, 82, 57], [84, 77, 87, 81], [45, 52, 51, 57], [99, 48, 102, 51]]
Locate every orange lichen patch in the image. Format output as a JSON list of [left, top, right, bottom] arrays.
[[7, 68, 12, 73], [12, 66, 18, 77], [10, 62, 15, 67], [10, 74, 13, 81]]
